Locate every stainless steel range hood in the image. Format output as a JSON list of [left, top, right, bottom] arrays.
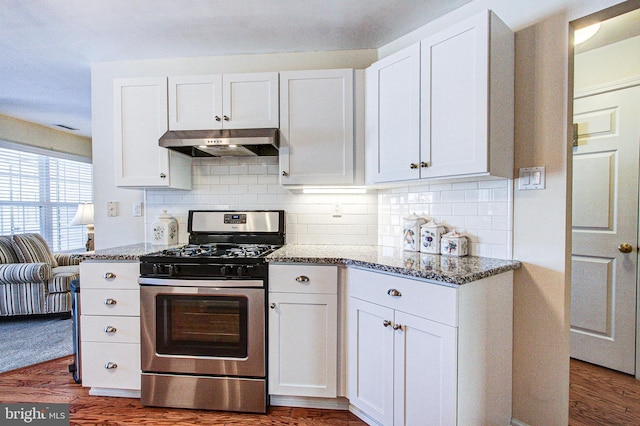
[[159, 128, 279, 157]]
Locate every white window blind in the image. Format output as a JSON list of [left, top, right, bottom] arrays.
[[0, 143, 93, 252]]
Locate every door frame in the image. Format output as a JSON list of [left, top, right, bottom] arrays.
[[569, 1, 640, 379]]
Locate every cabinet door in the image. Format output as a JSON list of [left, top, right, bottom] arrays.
[[279, 69, 354, 185], [269, 292, 337, 397], [365, 44, 421, 183], [114, 77, 191, 189], [223, 72, 279, 129], [348, 297, 394, 426], [394, 311, 457, 426], [168, 75, 223, 130], [421, 12, 489, 179]]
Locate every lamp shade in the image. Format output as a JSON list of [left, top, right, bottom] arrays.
[[70, 203, 94, 226]]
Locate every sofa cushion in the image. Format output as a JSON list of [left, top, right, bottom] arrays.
[[11, 234, 58, 267], [0, 236, 20, 264]]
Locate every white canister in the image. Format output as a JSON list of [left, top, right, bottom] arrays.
[[151, 210, 178, 245], [440, 231, 468, 256], [420, 221, 445, 254], [402, 214, 426, 251]]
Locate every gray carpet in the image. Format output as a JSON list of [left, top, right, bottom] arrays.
[[0, 315, 73, 373]]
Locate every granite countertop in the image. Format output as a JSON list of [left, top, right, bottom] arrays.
[[266, 245, 521, 286], [71, 243, 180, 261]]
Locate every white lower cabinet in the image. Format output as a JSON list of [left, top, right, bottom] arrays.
[[80, 261, 141, 396], [268, 264, 338, 400], [348, 267, 513, 426]]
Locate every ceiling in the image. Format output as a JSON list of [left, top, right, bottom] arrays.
[[0, 0, 472, 138], [1, 1, 638, 140]]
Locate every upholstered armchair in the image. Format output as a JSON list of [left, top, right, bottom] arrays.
[[0, 233, 80, 317]]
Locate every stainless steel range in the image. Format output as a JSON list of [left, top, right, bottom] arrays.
[[139, 210, 285, 413]]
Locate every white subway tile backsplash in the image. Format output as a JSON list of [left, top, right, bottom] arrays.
[[146, 159, 512, 259]]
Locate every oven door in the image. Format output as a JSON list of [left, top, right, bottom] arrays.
[[140, 283, 265, 377]]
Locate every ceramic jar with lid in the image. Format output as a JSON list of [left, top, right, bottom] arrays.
[[151, 210, 178, 245], [440, 231, 468, 256], [402, 214, 426, 251], [420, 221, 446, 254]]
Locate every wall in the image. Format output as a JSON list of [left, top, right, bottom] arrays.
[[91, 49, 377, 249], [376, 178, 512, 259], [145, 156, 378, 245], [0, 114, 91, 159]]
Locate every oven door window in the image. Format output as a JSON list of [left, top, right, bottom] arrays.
[[156, 295, 248, 358]]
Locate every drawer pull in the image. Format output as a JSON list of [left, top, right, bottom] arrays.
[[387, 289, 402, 297], [104, 272, 116, 280], [104, 326, 117, 333], [104, 362, 118, 369], [295, 275, 310, 283], [383, 320, 392, 328], [393, 323, 404, 331], [104, 298, 117, 305]]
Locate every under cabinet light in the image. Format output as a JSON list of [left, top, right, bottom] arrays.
[[302, 187, 367, 194], [574, 22, 600, 45]]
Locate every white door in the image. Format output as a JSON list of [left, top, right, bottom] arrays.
[[348, 297, 395, 426], [223, 72, 279, 129], [571, 85, 640, 374], [168, 74, 223, 130], [268, 292, 337, 397], [394, 311, 457, 426], [365, 43, 421, 183]]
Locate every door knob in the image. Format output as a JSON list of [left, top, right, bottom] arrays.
[[618, 243, 633, 254]]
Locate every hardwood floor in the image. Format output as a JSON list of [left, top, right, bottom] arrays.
[[0, 356, 366, 425], [570, 358, 640, 425], [6, 355, 637, 425]]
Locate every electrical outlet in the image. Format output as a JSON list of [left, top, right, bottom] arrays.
[[133, 202, 143, 217], [107, 201, 118, 217]]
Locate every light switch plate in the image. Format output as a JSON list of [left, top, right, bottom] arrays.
[[133, 202, 143, 217], [107, 201, 118, 217], [518, 167, 546, 190]]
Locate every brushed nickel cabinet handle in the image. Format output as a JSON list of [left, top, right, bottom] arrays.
[[393, 323, 404, 331], [295, 275, 310, 283], [103, 272, 116, 279], [420, 162, 429, 168], [410, 163, 419, 169], [383, 320, 392, 328], [104, 298, 117, 305], [282, 171, 288, 176], [223, 115, 230, 121], [215, 116, 222, 121], [104, 362, 118, 369], [387, 289, 402, 297], [104, 326, 117, 333], [160, 173, 166, 179], [270, 303, 277, 309]]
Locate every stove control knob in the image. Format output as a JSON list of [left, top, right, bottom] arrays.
[[236, 266, 247, 277], [220, 266, 227, 276]]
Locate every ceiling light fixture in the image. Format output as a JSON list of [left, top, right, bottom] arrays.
[[574, 22, 601, 45]]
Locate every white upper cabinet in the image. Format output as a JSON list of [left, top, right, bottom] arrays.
[[366, 9, 514, 184], [168, 72, 279, 130], [114, 77, 191, 189], [421, 10, 514, 180], [365, 44, 421, 183], [279, 69, 357, 186]]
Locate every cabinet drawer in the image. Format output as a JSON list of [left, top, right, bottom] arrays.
[[269, 264, 337, 294], [81, 341, 140, 390], [348, 268, 457, 326], [81, 315, 140, 344], [81, 289, 140, 316], [80, 261, 140, 290]]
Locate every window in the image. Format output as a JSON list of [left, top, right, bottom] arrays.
[[0, 141, 93, 252]]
